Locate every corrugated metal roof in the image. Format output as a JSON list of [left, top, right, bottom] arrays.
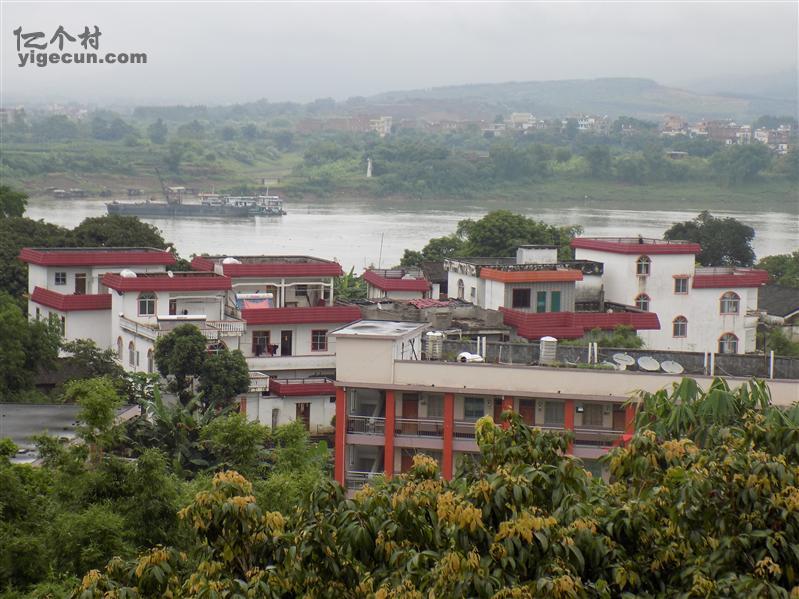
[[241, 305, 362, 325], [501, 308, 661, 340], [30, 287, 112, 311], [363, 270, 430, 292], [19, 247, 175, 266]]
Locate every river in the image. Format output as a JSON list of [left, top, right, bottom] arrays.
[[24, 196, 799, 271]]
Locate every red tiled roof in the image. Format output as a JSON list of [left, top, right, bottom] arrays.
[[571, 238, 701, 255], [269, 379, 336, 397], [241, 305, 362, 325], [480, 268, 583, 283], [19, 248, 175, 266], [407, 298, 453, 309], [693, 269, 769, 289], [363, 270, 430, 292], [190, 256, 343, 277], [101, 272, 231, 292], [500, 308, 661, 340], [30, 287, 111, 311]]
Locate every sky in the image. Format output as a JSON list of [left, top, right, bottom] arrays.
[[1, 1, 797, 107]]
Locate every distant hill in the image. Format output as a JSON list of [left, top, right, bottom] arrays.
[[366, 77, 797, 122]]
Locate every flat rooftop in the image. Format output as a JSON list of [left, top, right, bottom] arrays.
[[200, 255, 338, 265], [331, 320, 429, 339]]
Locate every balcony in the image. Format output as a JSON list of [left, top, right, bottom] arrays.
[[346, 415, 386, 435], [395, 417, 445, 438], [269, 377, 335, 397], [119, 315, 245, 342], [248, 371, 270, 393], [573, 427, 625, 448], [346, 470, 382, 490], [454, 420, 477, 439], [246, 353, 336, 371]]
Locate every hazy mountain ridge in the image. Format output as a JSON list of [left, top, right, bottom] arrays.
[[367, 77, 797, 122]]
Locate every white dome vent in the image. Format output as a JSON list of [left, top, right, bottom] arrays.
[[119, 269, 137, 278], [222, 257, 242, 264]]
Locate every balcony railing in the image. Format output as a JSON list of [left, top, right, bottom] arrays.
[[119, 315, 244, 341], [119, 316, 159, 340], [205, 320, 245, 336], [346, 470, 382, 490], [573, 427, 625, 447], [395, 417, 445, 437], [346, 415, 386, 435], [454, 420, 477, 439]]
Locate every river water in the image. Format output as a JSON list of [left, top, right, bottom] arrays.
[[24, 196, 798, 271]]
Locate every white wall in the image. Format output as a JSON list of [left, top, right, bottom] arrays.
[[30, 264, 167, 295], [241, 322, 338, 358], [30, 304, 111, 348], [246, 393, 336, 432]]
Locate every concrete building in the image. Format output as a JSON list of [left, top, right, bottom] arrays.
[[364, 268, 431, 301], [572, 238, 769, 354], [331, 320, 799, 490]]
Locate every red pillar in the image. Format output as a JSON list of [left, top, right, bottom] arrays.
[[624, 404, 636, 435], [564, 398, 575, 454], [334, 387, 347, 486], [442, 393, 454, 480], [501, 396, 515, 429], [384, 390, 395, 479]]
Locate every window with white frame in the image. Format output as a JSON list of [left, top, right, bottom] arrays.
[[544, 401, 565, 426], [674, 277, 689, 294], [583, 404, 604, 427], [718, 333, 738, 354], [311, 329, 328, 351], [635, 293, 651, 312], [463, 397, 485, 421], [672, 316, 688, 337], [54, 272, 67, 285], [457, 279, 465, 300], [720, 291, 740, 314], [636, 256, 651, 276], [138, 292, 156, 316]]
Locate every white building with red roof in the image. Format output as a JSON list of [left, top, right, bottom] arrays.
[[363, 268, 431, 300], [19, 247, 175, 348], [571, 238, 769, 354]]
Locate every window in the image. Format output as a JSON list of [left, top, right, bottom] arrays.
[[718, 333, 738, 354], [636, 256, 651, 276], [295, 284, 308, 296], [720, 291, 740, 314], [117, 337, 123, 358], [544, 401, 565, 425], [169, 299, 177, 315], [674, 277, 689, 294], [583, 404, 604, 427], [128, 341, 135, 366], [54, 272, 67, 285], [138, 292, 156, 316], [426, 395, 444, 418], [635, 293, 650, 311], [252, 331, 270, 356], [470, 287, 476, 301], [464, 397, 485, 421], [311, 329, 328, 351], [536, 291, 547, 313], [59, 316, 65, 336], [457, 279, 465, 300], [512, 288, 531, 308], [550, 290, 561, 313], [74, 273, 87, 295], [672, 316, 688, 337], [35, 307, 41, 320]]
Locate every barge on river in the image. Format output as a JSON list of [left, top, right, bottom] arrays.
[[106, 194, 286, 218]]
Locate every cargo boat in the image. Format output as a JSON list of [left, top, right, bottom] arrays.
[[106, 194, 286, 218]]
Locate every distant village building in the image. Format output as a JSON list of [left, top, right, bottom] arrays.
[[369, 116, 393, 138], [364, 268, 431, 301]]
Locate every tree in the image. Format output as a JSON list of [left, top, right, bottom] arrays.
[[197, 348, 250, 410], [75, 377, 799, 598], [71, 214, 168, 249], [147, 118, 168, 144], [584, 144, 612, 179], [554, 147, 572, 163], [564, 324, 644, 348], [0, 293, 60, 400], [400, 234, 465, 267], [154, 324, 208, 403], [757, 250, 799, 287], [664, 210, 756, 266], [334, 267, 367, 300], [200, 413, 269, 476], [164, 141, 187, 172], [711, 143, 771, 186], [64, 377, 123, 464], [0, 185, 27, 218]]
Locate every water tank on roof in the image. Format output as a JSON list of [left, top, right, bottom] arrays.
[[426, 331, 443, 360], [119, 269, 137, 278], [222, 257, 242, 264], [540, 336, 557, 365]]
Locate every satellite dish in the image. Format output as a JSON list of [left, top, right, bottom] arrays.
[[167, 271, 174, 278], [661, 360, 684, 374], [119, 269, 137, 278], [613, 353, 635, 366], [638, 356, 661, 372]]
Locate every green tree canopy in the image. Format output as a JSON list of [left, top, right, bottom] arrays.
[[71, 214, 168, 249], [147, 118, 168, 144], [198, 348, 251, 410], [664, 210, 756, 266], [0, 185, 27, 218], [711, 143, 771, 186], [154, 324, 208, 403], [758, 250, 799, 287]]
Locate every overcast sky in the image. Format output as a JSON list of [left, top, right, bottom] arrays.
[[2, 1, 797, 106]]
